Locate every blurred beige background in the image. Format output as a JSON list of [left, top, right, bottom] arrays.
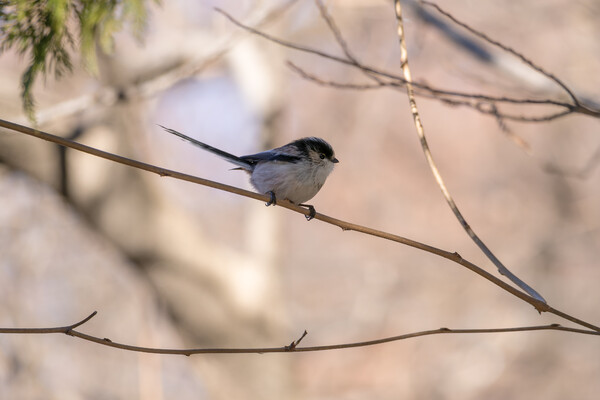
[[1, 0, 599, 399]]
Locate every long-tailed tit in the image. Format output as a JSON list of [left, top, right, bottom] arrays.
[[161, 126, 339, 220]]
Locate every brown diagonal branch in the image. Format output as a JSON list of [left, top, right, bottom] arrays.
[[2, 117, 600, 333]]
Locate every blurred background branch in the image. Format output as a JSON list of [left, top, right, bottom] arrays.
[[218, 2, 600, 125]]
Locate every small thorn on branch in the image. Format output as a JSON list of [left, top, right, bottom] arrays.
[[285, 330, 308, 351]]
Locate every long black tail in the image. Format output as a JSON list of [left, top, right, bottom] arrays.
[[160, 125, 252, 170]]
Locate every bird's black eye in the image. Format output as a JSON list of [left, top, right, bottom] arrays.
[[319, 154, 325, 160]]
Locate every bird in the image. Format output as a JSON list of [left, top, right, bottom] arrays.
[[160, 125, 339, 220]]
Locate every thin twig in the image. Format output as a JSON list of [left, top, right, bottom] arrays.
[[313, 0, 384, 85], [285, 330, 309, 351], [488, 103, 532, 153], [293, 49, 594, 181], [287, 61, 575, 123], [0, 313, 597, 354], [0, 311, 98, 334], [394, 0, 547, 305], [287, 61, 385, 90], [3, 117, 600, 332], [314, 0, 357, 63]]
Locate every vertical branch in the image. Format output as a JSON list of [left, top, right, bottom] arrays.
[[393, 0, 546, 304]]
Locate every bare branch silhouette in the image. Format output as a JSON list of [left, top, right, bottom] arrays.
[[286, 61, 574, 123], [287, 61, 384, 90], [0, 312, 597, 355], [215, 6, 600, 122]]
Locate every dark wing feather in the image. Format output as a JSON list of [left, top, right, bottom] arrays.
[[240, 151, 302, 164]]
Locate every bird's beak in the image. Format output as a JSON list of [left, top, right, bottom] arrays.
[[332, 157, 339, 163]]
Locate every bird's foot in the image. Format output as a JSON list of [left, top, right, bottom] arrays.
[[299, 204, 316, 221], [265, 191, 277, 207]]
